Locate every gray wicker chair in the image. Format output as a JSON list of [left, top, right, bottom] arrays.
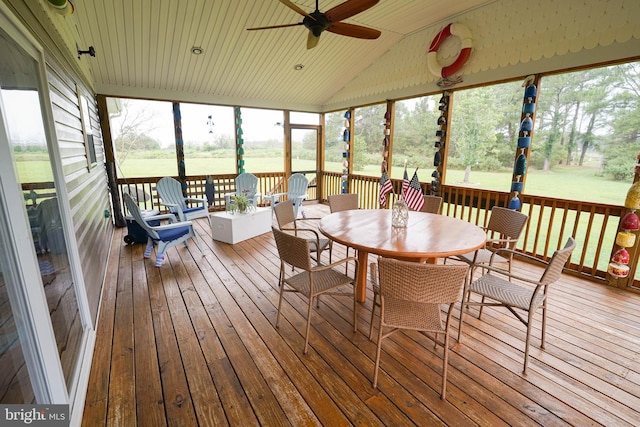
[[328, 193, 358, 213], [371, 257, 469, 399], [328, 193, 359, 273], [274, 199, 332, 265], [459, 237, 576, 373], [272, 226, 358, 354], [453, 206, 528, 286]]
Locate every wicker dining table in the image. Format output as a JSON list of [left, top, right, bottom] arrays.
[[319, 209, 487, 302]]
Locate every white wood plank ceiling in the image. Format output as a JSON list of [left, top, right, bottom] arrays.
[[73, 0, 494, 111]]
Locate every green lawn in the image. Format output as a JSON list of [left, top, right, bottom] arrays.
[[18, 153, 624, 207]]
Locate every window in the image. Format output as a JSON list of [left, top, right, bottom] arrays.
[[393, 95, 441, 180], [290, 111, 319, 125], [107, 97, 176, 178], [324, 110, 346, 173], [180, 103, 235, 175], [79, 94, 96, 168], [353, 103, 386, 176], [447, 81, 522, 191], [239, 107, 284, 173], [527, 63, 640, 205]]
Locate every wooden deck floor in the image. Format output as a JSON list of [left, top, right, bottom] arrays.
[[82, 203, 640, 426]]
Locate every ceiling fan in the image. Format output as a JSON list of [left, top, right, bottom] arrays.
[[247, 0, 381, 49]]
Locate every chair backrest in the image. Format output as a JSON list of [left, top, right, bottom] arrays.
[[377, 258, 468, 304], [274, 199, 296, 228], [539, 237, 576, 285], [288, 173, 309, 198], [421, 195, 443, 214], [157, 177, 186, 210], [124, 193, 159, 239], [272, 226, 312, 271], [486, 206, 528, 249], [328, 193, 358, 213], [235, 172, 259, 197]]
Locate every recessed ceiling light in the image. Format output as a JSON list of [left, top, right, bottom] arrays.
[[294, 64, 304, 71], [191, 46, 203, 55]]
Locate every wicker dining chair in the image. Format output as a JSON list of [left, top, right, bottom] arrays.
[[272, 226, 358, 354], [328, 193, 359, 273], [371, 257, 469, 399], [452, 206, 528, 287], [459, 237, 576, 373], [420, 195, 443, 214], [328, 193, 359, 213], [273, 199, 332, 266]]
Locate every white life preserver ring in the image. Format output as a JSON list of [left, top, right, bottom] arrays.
[[427, 23, 472, 79]]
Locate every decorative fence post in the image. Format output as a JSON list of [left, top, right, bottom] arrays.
[[235, 107, 245, 174], [432, 91, 450, 196], [608, 152, 640, 288], [172, 102, 187, 196], [509, 75, 539, 210], [341, 109, 352, 194]]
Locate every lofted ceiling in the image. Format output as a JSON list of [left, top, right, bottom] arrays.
[[72, 0, 495, 111]]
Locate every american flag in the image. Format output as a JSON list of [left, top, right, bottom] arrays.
[[403, 169, 425, 211], [402, 168, 410, 198], [379, 169, 393, 206]]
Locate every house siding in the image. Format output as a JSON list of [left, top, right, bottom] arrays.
[[45, 58, 113, 325]]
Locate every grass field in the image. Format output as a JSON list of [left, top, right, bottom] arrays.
[[19, 155, 628, 206]]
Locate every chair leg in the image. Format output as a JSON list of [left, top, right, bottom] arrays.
[[352, 286, 358, 333], [275, 267, 285, 328], [345, 247, 350, 275], [372, 316, 384, 388], [193, 230, 205, 256], [369, 292, 378, 341], [441, 328, 450, 400], [457, 300, 465, 343], [478, 296, 486, 319], [303, 297, 314, 354], [144, 239, 154, 259], [523, 309, 536, 374], [155, 252, 165, 268], [541, 291, 548, 349]]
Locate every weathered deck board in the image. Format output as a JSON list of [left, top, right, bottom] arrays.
[[83, 203, 640, 426]]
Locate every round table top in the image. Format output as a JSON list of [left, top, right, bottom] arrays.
[[319, 209, 486, 259]]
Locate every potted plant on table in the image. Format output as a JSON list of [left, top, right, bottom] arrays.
[[227, 192, 255, 215]]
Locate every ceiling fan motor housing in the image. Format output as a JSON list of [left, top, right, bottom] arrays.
[[304, 12, 330, 37]]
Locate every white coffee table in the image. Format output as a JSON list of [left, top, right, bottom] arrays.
[[209, 207, 272, 244]]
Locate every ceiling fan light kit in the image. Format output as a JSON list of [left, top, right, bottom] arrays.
[[247, 0, 381, 49]]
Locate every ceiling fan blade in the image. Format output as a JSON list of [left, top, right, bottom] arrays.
[[247, 22, 303, 31], [307, 31, 320, 49], [280, 0, 313, 19], [325, 0, 379, 23], [327, 22, 381, 39]]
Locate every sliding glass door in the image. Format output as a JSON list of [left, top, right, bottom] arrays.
[[0, 7, 89, 407]]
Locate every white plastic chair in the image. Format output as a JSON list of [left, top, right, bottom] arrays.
[[124, 193, 204, 267], [224, 172, 261, 209], [270, 173, 309, 219], [156, 177, 208, 222]]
